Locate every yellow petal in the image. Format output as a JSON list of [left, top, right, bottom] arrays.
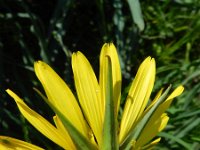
[[166, 85, 184, 101], [144, 85, 184, 118], [0, 136, 44, 150], [161, 86, 184, 111], [53, 116, 76, 150], [72, 51, 103, 145], [146, 85, 184, 124], [34, 61, 89, 139], [119, 57, 155, 143], [141, 138, 161, 150], [99, 43, 122, 115], [6, 89, 73, 149], [132, 85, 184, 148], [144, 88, 164, 114], [135, 113, 169, 148]]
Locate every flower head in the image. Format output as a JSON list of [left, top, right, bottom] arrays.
[[2, 43, 184, 149]]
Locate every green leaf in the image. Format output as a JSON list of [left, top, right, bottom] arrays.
[[170, 116, 200, 144], [101, 57, 118, 150], [159, 132, 191, 149], [127, 0, 144, 31]]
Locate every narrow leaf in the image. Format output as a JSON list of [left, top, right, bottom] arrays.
[[101, 57, 118, 150], [127, 0, 145, 31], [159, 132, 191, 149]]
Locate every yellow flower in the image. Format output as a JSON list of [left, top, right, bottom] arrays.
[[2, 43, 184, 149]]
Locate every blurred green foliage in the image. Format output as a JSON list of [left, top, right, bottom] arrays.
[[0, 0, 200, 149]]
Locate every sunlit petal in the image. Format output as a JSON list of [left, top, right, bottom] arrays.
[[72, 51, 103, 145], [0, 136, 44, 150], [6, 89, 71, 149], [99, 43, 122, 115], [53, 116, 76, 149], [34, 61, 89, 139], [141, 138, 161, 150], [135, 113, 169, 148], [143, 85, 184, 119], [119, 57, 155, 143], [146, 86, 184, 123], [144, 88, 164, 114], [166, 85, 184, 101]]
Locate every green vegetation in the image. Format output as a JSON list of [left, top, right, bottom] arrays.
[[0, 0, 200, 149]]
